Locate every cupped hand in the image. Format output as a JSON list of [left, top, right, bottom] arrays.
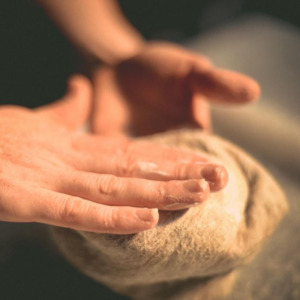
[[0, 75, 228, 234], [91, 42, 260, 136]]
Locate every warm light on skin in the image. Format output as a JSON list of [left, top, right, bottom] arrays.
[[0, 0, 260, 234], [0, 76, 228, 234], [36, 0, 259, 135], [36, 0, 145, 64], [90, 43, 260, 136]]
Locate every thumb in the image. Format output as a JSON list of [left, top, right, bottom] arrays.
[[91, 67, 130, 136], [37, 75, 92, 129], [191, 94, 212, 132]]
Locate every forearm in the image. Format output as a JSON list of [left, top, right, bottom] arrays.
[[36, 0, 145, 64]]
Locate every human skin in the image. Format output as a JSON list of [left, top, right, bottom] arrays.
[[0, 1, 259, 234], [91, 42, 260, 135], [0, 76, 228, 234], [36, 0, 144, 64], [37, 0, 260, 134]]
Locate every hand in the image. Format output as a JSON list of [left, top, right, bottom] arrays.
[[0, 75, 228, 234], [90, 42, 260, 136]]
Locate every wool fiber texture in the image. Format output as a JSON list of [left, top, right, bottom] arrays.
[[51, 129, 288, 300]]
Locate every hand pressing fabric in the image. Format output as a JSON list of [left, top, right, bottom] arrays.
[[0, 76, 227, 234], [91, 42, 260, 135]]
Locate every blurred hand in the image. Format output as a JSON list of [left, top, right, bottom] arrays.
[[91, 42, 260, 136], [0, 75, 228, 234]]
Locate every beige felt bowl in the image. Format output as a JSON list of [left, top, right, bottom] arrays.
[[51, 129, 288, 300]]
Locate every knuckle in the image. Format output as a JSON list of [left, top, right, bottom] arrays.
[[157, 184, 171, 205], [118, 152, 137, 176], [98, 175, 119, 196], [117, 141, 137, 176], [101, 207, 120, 231], [110, 208, 121, 228], [126, 155, 138, 176], [60, 197, 82, 224], [174, 163, 185, 178]]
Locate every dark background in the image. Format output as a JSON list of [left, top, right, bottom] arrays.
[[0, 1, 299, 299], [0, 0, 299, 108]]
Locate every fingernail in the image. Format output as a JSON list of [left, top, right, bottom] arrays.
[[201, 166, 226, 183], [136, 208, 158, 223], [183, 179, 209, 193]]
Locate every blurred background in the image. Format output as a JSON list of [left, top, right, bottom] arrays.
[[0, 0, 299, 107], [0, 0, 299, 299]]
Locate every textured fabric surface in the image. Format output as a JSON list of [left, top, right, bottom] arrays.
[[51, 129, 288, 300]]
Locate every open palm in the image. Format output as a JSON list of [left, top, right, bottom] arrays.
[[91, 42, 260, 136]]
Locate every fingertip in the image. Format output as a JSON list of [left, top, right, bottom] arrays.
[[215, 166, 228, 190], [216, 70, 261, 103], [136, 208, 159, 229], [243, 78, 261, 102], [191, 95, 212, 131], [194, 55, 213, 70], [67, 74, 92, 95], [164, 179, 210, 211], [199, 178, 210, 195], [113, 208, 159, 234], [149, 208, 160, 228], [190, 68, 261, 104], [201, 165, 228, 192]]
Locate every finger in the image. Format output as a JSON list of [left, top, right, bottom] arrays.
[[91, 67, 130, 135], [191, 94, 212, 131], [57, 172, 210, 210], [188, 67, 260, 104], [72, 134, 227, 190], [37, 75, 92, 129], [77, 148, 226, 191], [72, 135, 227, 190], [147, 42, 213, 70], [28, 189, 159, 234]]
